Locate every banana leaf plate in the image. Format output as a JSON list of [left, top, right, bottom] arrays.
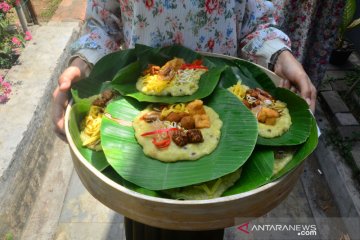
[[65, 50, 317, 230]]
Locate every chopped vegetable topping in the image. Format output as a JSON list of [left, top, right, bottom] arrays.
[[140, 100, 212, 148], [141, 128, 178, 136], [180, 60, 208, 70], [229, 83, 288, 126], [141, 127, 178, 149], [152, 135, 171, 148]]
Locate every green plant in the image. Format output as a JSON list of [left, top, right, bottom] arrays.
[[4, 232, 14, 240], [344, 66, 360, 96], [337, 0, 360, 49], [0, 0, 31, 69], [39, 0, 62, 21]]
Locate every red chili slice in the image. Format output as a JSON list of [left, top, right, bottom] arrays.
[[142, 128, 177, 149], [179, 60, 208, 70], [141, 128, 178, 136], [192, 59, 203, 65], [180, 65, 208, 70], [152, 137, 171, 148], [182, 66, 208, 70]]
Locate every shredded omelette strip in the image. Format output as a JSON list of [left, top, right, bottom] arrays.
[[81, 105, 103, 150], [228, 82, 249, 100], [161, 103, 188, 118], [141, 74, 170, 93]]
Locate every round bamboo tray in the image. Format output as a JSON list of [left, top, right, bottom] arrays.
[[64, 56, 304, 231]]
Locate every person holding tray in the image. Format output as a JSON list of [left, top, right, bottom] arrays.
[[52, 0, 317, 239]]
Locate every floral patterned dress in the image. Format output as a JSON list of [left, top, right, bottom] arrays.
[[71, 0, 291, 70], [272, 0, 345, 87]]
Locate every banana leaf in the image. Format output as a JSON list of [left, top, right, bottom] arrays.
[[71, 49, 137, 99], [111, 64, 225, 104], [256, 88, 312, 146], [203, 58, 258, 90], [102, 166, 162, 197], [135, 44, 203, 69], [68, 101, 109, 171], [271, 116, 318, 179], [231, 59, 277, 91], [100, 88, 258, 190], [223, 147, 274, 195], [203, 56, 277, 91], [110, 45, 226, 103], [134, 44, 170, 69], [101, 116, 317, 197], [223, 116, 318, 195], [202, 56, 235, 68], [216, 58, 312, 146], [67, 46, 317, 197], [69, 107, 316, 198]]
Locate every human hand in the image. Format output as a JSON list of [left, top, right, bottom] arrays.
[[274, 51, 317, 113], [52, 57, 90, 141]]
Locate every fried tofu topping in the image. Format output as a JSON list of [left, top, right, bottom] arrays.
[[186, 99, 207, 115], [193, 114, 211, 129], [229, 82, 287, 126], [257, 107, 280, 126]]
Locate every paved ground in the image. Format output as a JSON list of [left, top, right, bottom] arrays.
[[0, 21, 80, 239], [30, 0, 86, 22], [51, 0, 86, 22]]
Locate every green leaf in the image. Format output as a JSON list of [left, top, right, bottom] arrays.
[[343, 0, 357, 28], [71, 49, 137, 99], [99, 115, 318, 196], [111, 66, 225, 104], [66, 47, 317, 197], [135, 44, 169, 69], [68, 102, 109, 171], [223, 147, 274, 195], [204, 56, 276, 90], [232, 59, 277, 91], [256, 88, 313, 146], [102, 166, 162, 197], [219, 61, 312, 146], [111, 61, 142, 86], [203, 56, 236, 68], [159, 45, 202, 62], [271, 116, 318, 179], [224, 116, 318, 195], [110, 45, 225, 103], [205, 57, 247, 89], [100, 88, 258, 190], [135, 44, 202, 69]]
